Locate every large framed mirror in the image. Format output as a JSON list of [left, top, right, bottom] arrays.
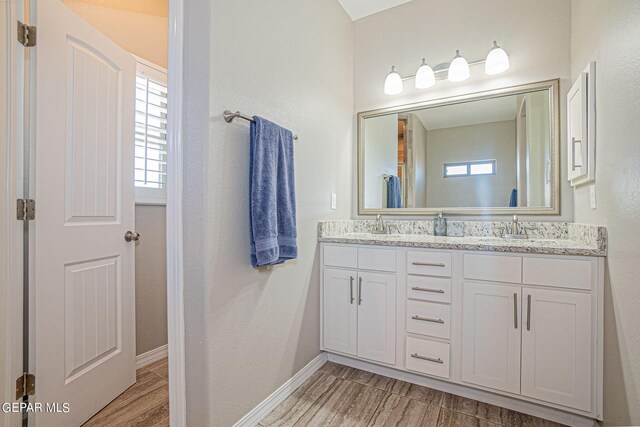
[[358, 79, 560, 215]]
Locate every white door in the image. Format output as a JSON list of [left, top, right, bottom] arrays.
[[34, 1, 136, 425], [357, 272, 396, 365], [461, 282, 521, 394], [521, 288, 592, 411], [322, 268, 357, 356]]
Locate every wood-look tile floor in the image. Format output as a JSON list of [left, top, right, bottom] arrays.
[[259, 362, 567, 427], [82, 357, 169, 427]]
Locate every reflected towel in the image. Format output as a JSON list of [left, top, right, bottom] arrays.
[[509, 188, 518, 207], [387, 175, 402, 208], [249, 116, 297, 267]]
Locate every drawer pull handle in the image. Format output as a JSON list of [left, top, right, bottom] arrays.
[[412, 262, 446, 267], [411, 315, 444, 324], [410, 353, 444, 364], [411, 287, 445, 294], [358, 277, 363, 305]]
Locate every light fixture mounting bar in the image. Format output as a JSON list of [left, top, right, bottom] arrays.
[[400, 59, 486, 81]]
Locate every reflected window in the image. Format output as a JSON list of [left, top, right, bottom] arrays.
[[444, 160, 496, 177]]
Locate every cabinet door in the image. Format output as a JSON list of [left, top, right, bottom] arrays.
[[462, 282, 521, 394], [357, 272, 396, 365], [323, 268, 357, 356], [521, 288, 592, 411]]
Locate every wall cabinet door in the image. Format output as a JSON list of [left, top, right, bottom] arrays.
[[357, 272, 396, 365], [323, 268, 357, 356], [521, 288, 592, 411], [462, 282, 521, 394]]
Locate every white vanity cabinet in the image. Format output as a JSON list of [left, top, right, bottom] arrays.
[[461, 281, 522, 394], [322, 246, 396, 365], [321, 241, 604, 425]]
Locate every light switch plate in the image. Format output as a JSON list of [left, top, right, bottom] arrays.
[[590, 184, 597, 209], [330, 193, 337, 210]]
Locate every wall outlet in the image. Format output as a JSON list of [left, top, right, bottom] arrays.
[[590, 184, 597, 209], [330, 193, 337, 210]]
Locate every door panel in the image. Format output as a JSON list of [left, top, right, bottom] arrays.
[[461, 282, 521, 394], [322, 268, 357, 356], [521, 288, 592, 411], [34, 1, 136, 426], [357, 272, 396, 365]]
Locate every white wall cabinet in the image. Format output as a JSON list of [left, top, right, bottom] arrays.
[[321, 244, 604, 424], [521, 288, 592, 411], [461, 282, 522, 394]]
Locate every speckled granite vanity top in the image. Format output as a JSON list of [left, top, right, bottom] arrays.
[[318, 220, 607, 257]]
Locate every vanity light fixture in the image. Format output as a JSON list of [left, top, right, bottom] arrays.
[[485, 41, 510, 75], [447, 50, 470, 82], [383, 41, 509, 95], [414, 58, 436, 89], [384, 66, 404, 95]]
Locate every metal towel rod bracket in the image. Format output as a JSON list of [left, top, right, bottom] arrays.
[[223, 110, 299, 140]]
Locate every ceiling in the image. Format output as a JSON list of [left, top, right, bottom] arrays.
[[338, 0, 414, 20], [412, 95, 519, 130]]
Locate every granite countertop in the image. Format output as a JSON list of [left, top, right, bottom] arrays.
[[317, 220, 607, 257]]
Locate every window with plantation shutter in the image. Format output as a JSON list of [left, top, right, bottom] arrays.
[[135, 59, 168, 204]]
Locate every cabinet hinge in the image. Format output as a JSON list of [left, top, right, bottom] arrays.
[[15, 373, 35, 400], [16, 199, 35, 221], [17, 21, 36, 47]]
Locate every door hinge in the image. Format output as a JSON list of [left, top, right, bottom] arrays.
[[17, 21, 36, 47], [16, 199, 35, 221], [15, 373, 35, 400]]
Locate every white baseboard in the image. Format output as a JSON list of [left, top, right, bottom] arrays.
[[328, 353, 597, 427], [136, 344, 168, 368], [233, 353, 329, 427]]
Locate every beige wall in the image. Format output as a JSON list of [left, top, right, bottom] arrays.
[[62, 0, 168, 68], [571, 1, 640, 425], [134, 206, 168, 355], [182, 0, 354, 424], [353, 0, 573, 220], [425, 120, 517, 207], [62, 0, 169, 356]]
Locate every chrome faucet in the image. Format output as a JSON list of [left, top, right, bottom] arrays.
[[499, 215, 532, 239], [371, 214, 390, 234]]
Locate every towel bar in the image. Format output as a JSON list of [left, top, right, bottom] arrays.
[[223, 110, 299, 140]]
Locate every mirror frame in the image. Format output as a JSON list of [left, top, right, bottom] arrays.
[[357, 79, 560, 216]]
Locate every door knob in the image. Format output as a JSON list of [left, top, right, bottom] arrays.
[[124, 231, 141, 242]]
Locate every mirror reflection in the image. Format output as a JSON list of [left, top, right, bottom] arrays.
[[362, 87, 554, 211]]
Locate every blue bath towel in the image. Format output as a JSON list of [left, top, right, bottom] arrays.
[[509, 188, 518, 207], [249, 116, 298, 267], [387, 175, 402, 208]]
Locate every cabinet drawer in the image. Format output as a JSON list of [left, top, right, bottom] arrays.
[[323, 245, 357, 269], [464, 254, 521, 283], [407, 251, 451, 277], [358, 247, 396, 272], [405, 337, 450, 379], [407, 300, 450, 339], [523, 257, 592, 290], [407, 275, 451, 303]]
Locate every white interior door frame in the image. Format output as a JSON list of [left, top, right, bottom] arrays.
[[2, 1, 26, 425], [166, 0, 187, 425]]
